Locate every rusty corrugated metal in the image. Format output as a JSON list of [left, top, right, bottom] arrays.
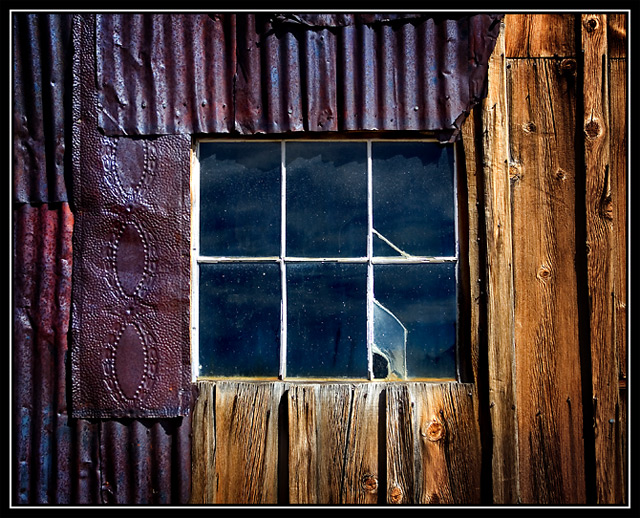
[[96, 13, 503, 142], [12, 203, 193, 504], [96, 13, 235, 136], [12, 13, 192, 505], [13, 13, 72, 204]]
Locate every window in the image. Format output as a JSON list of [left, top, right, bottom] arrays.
[[191, 139, 460, 381]]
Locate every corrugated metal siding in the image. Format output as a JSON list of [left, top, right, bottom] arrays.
[[12, 14, 192, 505], [96, 13, 235, 136], [96, 13, 502, 141], [12, 203, 193, 504], [12, 13, 72, 203]]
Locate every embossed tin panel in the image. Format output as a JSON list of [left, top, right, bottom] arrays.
[[71, 14, 191, 418]]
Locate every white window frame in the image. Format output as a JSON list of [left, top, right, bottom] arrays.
[[190, 138, 459, 382]]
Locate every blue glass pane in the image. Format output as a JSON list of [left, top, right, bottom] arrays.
[[287, 263, 368, 378], [373, 263, 457, 379], [286, 142, 368, 257], [372, 142, 455, 257], [199, 263, 281, 377], [199, 142, 281, 257]]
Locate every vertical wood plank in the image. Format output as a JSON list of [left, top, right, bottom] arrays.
[[609, 57, 627, 504], [582, 13, 624, 505], [505, 14, 576, 58], [480, 21, 519, 504], [288, 383, 381, 504], [460, 109, 483, 383], [340, 383, 381, 504], [189, 381, 216, 503], [386, 383, 481, 504], [287, 384, 320, 504], [508, 57, 586, 503], [607, 40, 628, 503], [213, 381, 285, 504], [386, 384, 415, 504], [411, 383, 482, 504], [312, 384, 352, 504]]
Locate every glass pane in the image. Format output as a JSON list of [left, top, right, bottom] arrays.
[[199, 142, 281, 257], [286, 142, 367, 257], [198, 263, 281, 377], [372, 142, 455, 257], [286, 263, 368, 378], [373, 263, 457, 379]]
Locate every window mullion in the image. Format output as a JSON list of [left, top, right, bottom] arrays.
[[280, 141, 287, 380], [366, 140, 374, 380]]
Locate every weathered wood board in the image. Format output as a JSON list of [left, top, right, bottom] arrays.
[[508, 56, 586, 503], [192, 381, 481, 505], [479, 22, 519, 505], [582, 13, 626, 505]]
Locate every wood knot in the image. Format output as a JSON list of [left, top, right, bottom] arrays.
[[427, 492, 441, 504], [361, 474, 378, 493], [537, 264, 552, 282], [559, 58, 577, 74], [585, 119, 603, 140], [584, 17, 600, 32], [509, 163, 522, 182], [389, 486, 403, 504], [523, 121, 537, 133], [425, 420, 445, 442]]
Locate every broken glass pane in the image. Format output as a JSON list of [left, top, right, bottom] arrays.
[[286, 263, 368, 378], [372, 300, 407, 379], [286, 142, 368, 257], [199, 142, 281, 257], [198, 263, 281, 377], [373, 263, 457, 379], [372, 142, 455, 257]]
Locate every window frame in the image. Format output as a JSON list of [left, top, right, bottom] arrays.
[[190, 135, 462, 382]]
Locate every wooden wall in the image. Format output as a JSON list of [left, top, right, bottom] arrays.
[[190, 14, 627, 505]]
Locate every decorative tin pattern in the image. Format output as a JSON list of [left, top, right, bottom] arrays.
[[71, 14, 191, 419]]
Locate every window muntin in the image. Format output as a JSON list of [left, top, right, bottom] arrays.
[[192, 139, 459, 381]]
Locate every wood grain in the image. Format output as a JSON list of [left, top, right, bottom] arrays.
[[189, 381, 216, 503], [459, 108, 483, 384], [582, 13, 625, 505], [480, 22, 519, 504], [508, 57, 586, 503], [288, 383, 382, 504], [386, 383, 481, 504], [214, 381, 285, 503], [609, 57, 627, 503], [505, 14, 576, 58]]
